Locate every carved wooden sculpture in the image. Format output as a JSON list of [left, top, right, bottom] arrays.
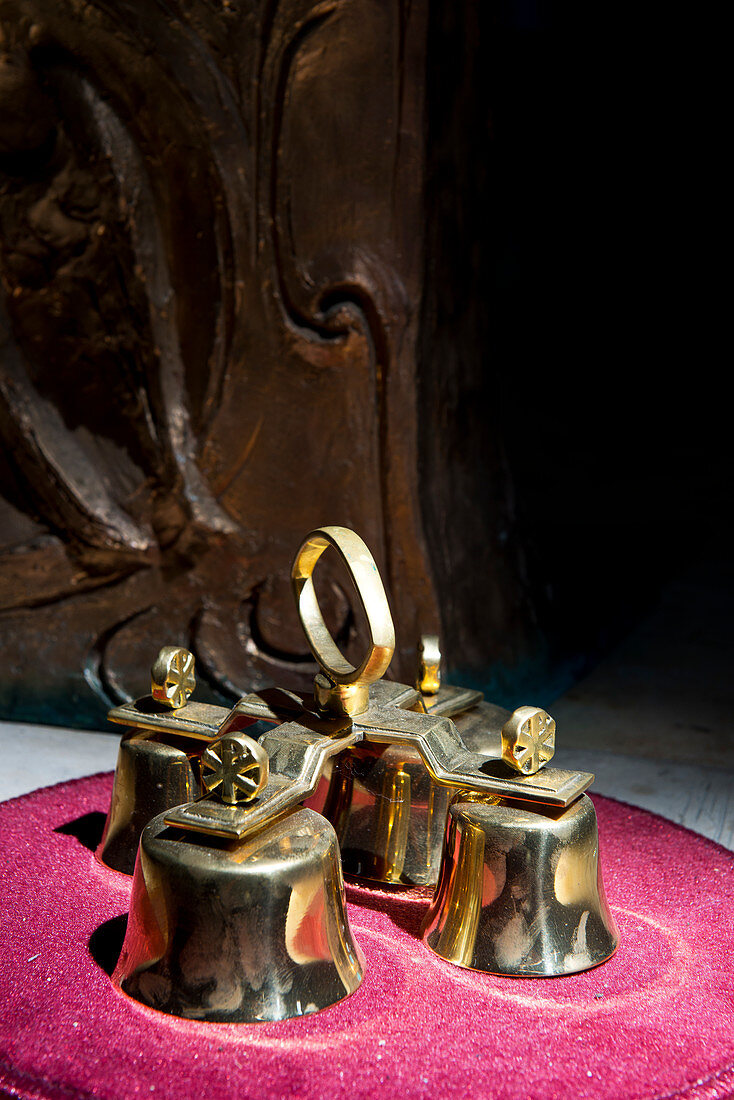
[[0, 0, 535, 727]]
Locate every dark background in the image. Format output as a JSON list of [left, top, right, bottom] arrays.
[[420, 0, 728, 703], [0, 0, 727, 726]]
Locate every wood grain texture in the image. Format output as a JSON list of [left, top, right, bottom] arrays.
[[0, 0, 532, 727]]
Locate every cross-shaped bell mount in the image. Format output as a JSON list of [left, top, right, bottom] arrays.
[[101, 525, 619, 1022]]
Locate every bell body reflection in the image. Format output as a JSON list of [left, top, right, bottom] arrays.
[[305, 742, 450, 886], [422, 793, 618, 976], [113, 807, 364, 1022], [97, 732, 200, 875]]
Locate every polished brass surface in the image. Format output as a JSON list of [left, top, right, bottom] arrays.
[[107, 697, 229, 740], [97, 732, 200, 875], [109, 684, 384, 745], [501, 706, 556, 775], [313, 672, 369, 719], [303, 698, 562, 888], [422, 684, 484, 717], [357, 705, 590, 806], [108, 679, 419, 743], [229, 679, 419, 728], [421, 793, 618, 976], [113, 808, 364, 1022], [311, 697, 518, 888], [165, 723, 361, 839], [366, 681, 421, 710], [161, 699, 590, 842], [300, 697, 589, 888], [103, 523, 616, 995], [291, 526, 395, 716], [417, 634, 441, 695], [301, 656, 485, 886], [201, 734, 269, 804], [150, 646, 196, 710], [110, 527, 587, 869], [452, 700, 511, 757], [304, 743, 451, 886]]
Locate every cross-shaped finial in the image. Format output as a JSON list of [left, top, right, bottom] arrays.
[[501, 707, 556, 774], [150, 646, 196, 710], [201, 735, 269, 804]]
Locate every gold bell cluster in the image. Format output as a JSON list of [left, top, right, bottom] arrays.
[[99, 526, 619, 1023]]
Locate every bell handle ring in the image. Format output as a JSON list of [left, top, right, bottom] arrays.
[[291, 526, 395, 717]]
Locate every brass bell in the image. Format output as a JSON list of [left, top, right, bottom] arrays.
[[97, 648, 204, 874], [97, 731, 200, 875], [101, 524, 616, 1020], [304, 742, 451, 886], [112, 728, 364, 1022], [421, 793, 619, 976]]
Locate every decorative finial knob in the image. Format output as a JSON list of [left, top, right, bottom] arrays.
[[150, 646, 196, 710], [501, 706, 556, 774], [200, 734, 270, 804]]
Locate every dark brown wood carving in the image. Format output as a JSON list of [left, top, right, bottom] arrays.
[[0, 0, 535, 728]]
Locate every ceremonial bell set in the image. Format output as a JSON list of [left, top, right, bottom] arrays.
[[98, 525, 618, 1023]]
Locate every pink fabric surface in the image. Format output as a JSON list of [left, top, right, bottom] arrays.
[[1, 773, 733, 1100]]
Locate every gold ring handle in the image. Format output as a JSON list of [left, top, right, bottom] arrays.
[[291, 526, 395, 715]]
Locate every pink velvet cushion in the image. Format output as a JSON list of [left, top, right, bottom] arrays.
[[1, 773, 733, 1099]]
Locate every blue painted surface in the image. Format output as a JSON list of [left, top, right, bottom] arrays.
[[448, 654, 589, 711]]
